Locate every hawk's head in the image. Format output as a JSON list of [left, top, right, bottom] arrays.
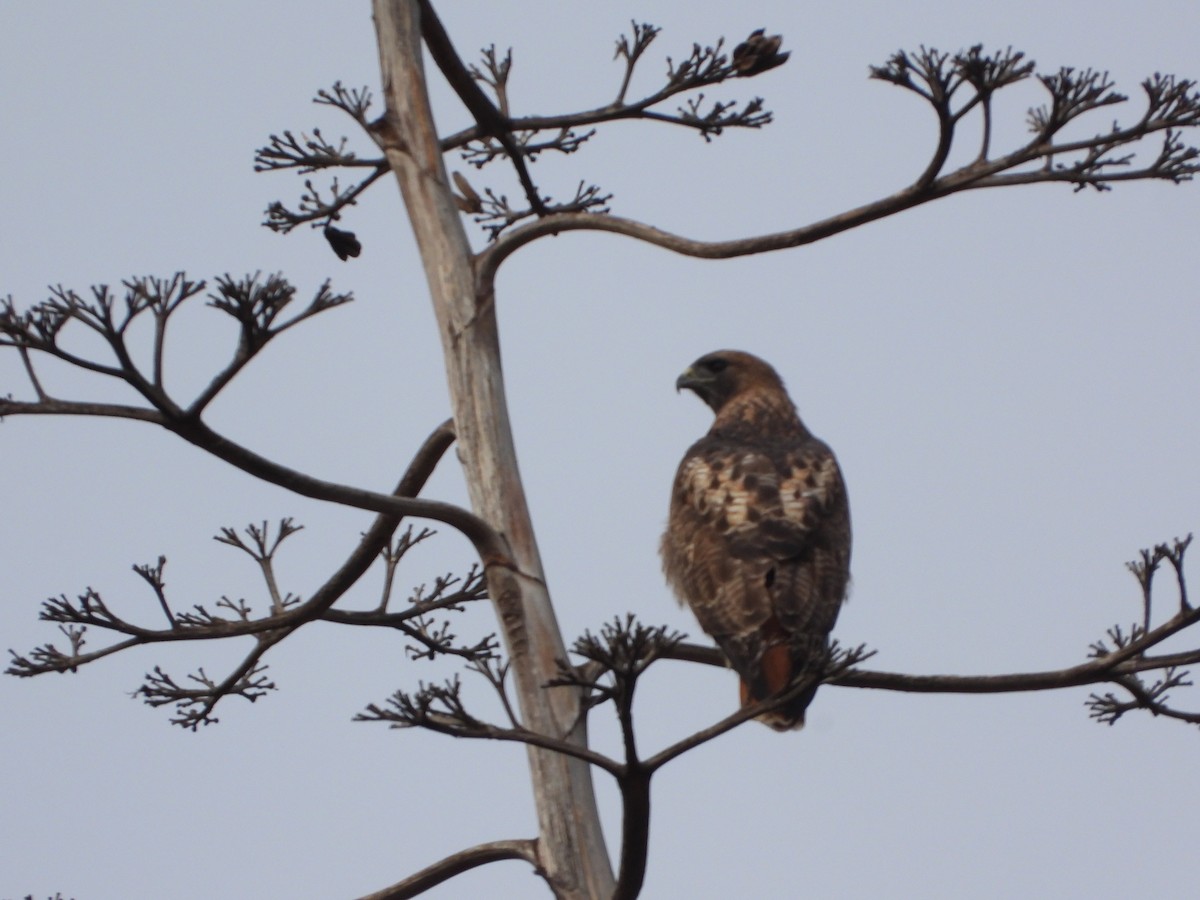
[[675, 350, 787, 414]]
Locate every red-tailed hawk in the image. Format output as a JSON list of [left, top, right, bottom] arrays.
[[662, 350, 851, 730]]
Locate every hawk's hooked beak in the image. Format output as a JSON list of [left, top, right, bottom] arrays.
[[675, 367, 707, 394]]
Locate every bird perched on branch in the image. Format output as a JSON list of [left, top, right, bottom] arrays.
[[662, 350, 851, 730]]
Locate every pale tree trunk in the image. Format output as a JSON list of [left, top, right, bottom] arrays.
[[371, 3, 615, 897]]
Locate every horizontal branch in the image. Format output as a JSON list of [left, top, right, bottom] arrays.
[[471, 148, 1174, 287], [476, 186, 933, 288], [838, 665, 1114, 694], [668, 605, 1200, 697], [670, 645, 1196, 695], [319, 588, 484, 628], [0, 397, 167, 424]]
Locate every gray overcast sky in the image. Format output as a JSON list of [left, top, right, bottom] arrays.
[[3, 2, 1198, 898]]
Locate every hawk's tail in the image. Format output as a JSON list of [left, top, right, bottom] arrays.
[[729, 633, 826, 731]]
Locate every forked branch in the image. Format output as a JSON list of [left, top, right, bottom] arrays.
[[3, 414, 500, 727], [260, 15, 794, 246], [360, 613, 870, 900], [476, 47, 1198, 281]]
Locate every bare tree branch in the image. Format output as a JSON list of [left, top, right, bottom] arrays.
[[5, 419, 477, 727], [356, 658, 626, 776], [250, 21, 1197, 260], [1, 274, 354, 419], [438, 21, 789, 154], [214, 519, 305, 615], [416, 0, 547, 217], [1086, 668, 1200, 726], [263, 167, 390, 236], [642, 643, 874, 773], [135, 644, 282, 730], [255, 82, 388, 242], [1, 277, 207, 407], [251, 16, 788, 250], [660, 536, 1200, 729], [322, 565, 494, 661], [476, 51, 1198, 278], [0, 275, 506, 560], [360, 614, 870, 899], [355, 838, 542, 900], [255, 126, 381, 175]]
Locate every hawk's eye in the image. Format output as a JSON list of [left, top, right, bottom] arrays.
[[704, 358, 728, 373]]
